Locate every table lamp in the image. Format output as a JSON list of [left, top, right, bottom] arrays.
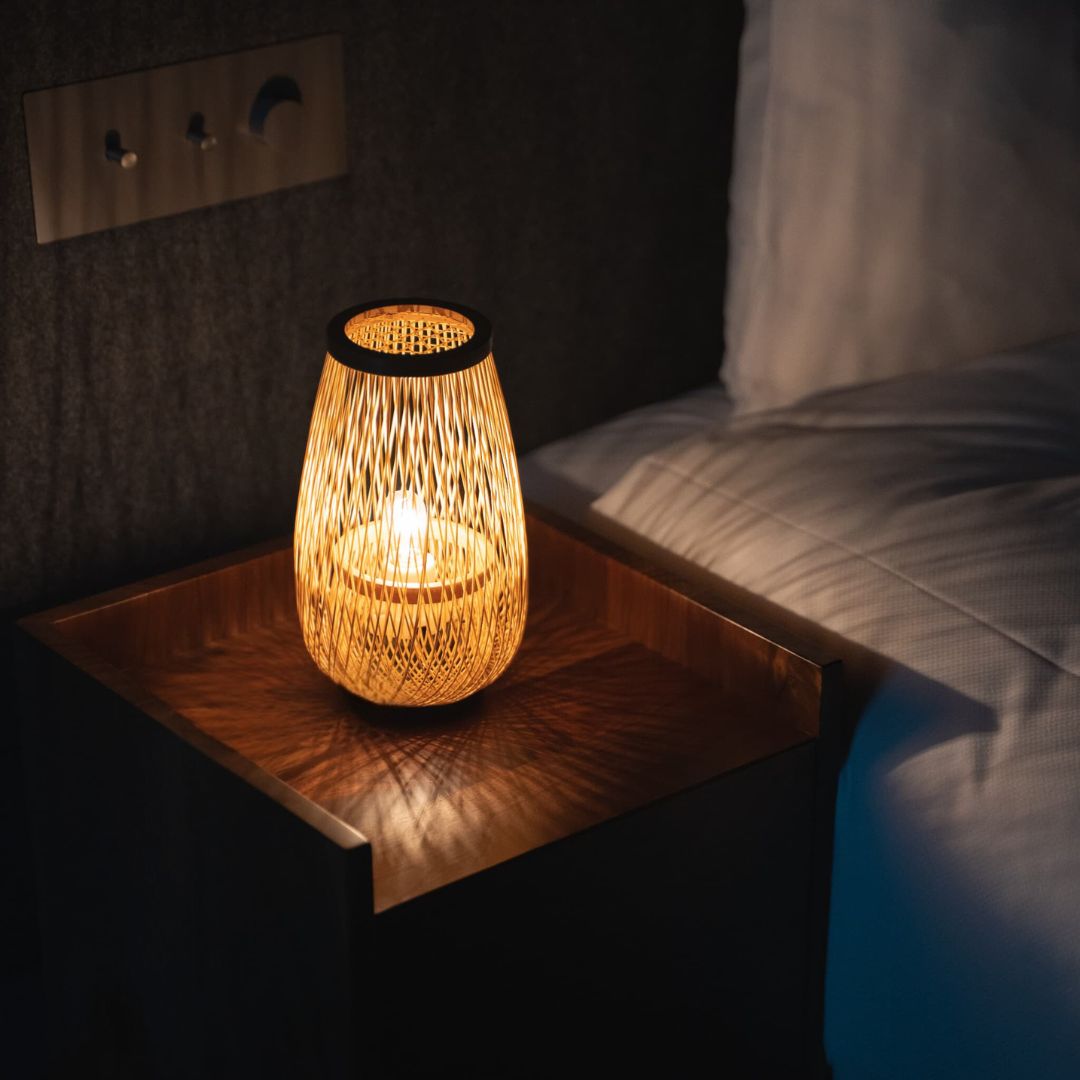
[[294, 299, 528, 706]]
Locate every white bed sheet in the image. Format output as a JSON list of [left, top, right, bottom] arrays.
[[518, 382, 731, 518], [523, 338, 1080, 1079]]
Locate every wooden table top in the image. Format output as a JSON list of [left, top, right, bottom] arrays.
[[25, 508, 830, 913]]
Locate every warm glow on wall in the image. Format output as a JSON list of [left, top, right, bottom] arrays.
[[294, 299, 528, 706]]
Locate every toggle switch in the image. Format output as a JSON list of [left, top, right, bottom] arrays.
[[104, 129, 137, 168], [185, 112, 217, 150]]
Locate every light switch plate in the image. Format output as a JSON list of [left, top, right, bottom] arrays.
[[23, 34, 347, 244]]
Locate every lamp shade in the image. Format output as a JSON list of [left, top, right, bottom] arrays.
[[294, 299, 528, 706]]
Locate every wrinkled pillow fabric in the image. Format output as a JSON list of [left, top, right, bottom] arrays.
[[724, 0, 1080, 413]]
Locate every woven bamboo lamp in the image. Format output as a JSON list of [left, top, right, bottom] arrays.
[[294, 299, 528, 706]]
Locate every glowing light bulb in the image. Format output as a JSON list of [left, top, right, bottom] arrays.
[[389, 489, 428, 547], [387, 489, 435, 579]]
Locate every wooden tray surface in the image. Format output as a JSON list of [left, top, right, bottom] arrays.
[[23, 508, 827, 912]]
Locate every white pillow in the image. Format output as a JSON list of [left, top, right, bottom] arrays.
[[723, 0, 1080, 413]]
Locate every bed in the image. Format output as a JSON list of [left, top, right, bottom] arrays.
[[521, 2, 1080, 1074], [521, 338, 1080, 1078]]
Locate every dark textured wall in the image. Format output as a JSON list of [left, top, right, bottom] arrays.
[[2, 0, 741, 616], [0, 0, 742, 1006]]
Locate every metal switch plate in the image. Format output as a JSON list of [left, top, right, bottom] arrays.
[[23, 34, 347, 244]]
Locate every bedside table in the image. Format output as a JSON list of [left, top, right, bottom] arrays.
[[18, 504, 840, 1079]]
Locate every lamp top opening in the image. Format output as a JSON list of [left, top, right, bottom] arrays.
[[327, 299, 493, 376]]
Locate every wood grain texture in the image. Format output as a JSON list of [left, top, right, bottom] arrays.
[[527, 504, 835, 736], [35, 510, 825, 913], [135, 598, 811, 913]]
